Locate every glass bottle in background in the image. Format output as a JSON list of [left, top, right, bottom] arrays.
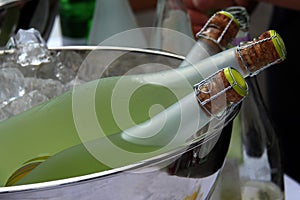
[[59, 0, 95, 46], [168, 10, 240, 184], [209, 7, 284, 200], [198, 8, 251, 199], [87, 0, 147, 47], [151, 0, 195, 56], [240, 77, 284, 199], [210, 45, 285, 200]]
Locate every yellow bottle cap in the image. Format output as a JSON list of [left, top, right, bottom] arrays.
[[217, 11, 240, 28], [224, 67, 248, 97], [269, 30, 287, 61]]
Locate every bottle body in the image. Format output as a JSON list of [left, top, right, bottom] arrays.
[[0, 63, 237, 186], [14, 121, 233, 186], [12, 67, 248, 186]]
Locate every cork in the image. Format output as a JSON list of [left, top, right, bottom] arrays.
[[195, 68, 246, 116], [196, 11, 240, 50], [235, 30, 287, 75]]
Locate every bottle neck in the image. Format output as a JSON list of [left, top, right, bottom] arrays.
[[175, 47, 241, 85], [197, 37, 223, 54], [167, 32, 283, 86], [123, 67, 246, 147]]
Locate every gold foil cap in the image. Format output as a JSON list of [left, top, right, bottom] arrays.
[[194, 67, 248, 118], [196, 11, 240, 50], [236, 30, 287, 76]]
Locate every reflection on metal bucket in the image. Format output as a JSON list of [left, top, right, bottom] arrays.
[[0, 47, 235, 199], [0, 0, 58, 46]]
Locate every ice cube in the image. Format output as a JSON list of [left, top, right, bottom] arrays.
[[3, 90, 49, 116], [6, 28, 52, 67], [0, 68, 25, 107], [64, 78, 87, 92], [54, 51, 83, 84], [24, 77, 66, 99], [0, 109, 8, 122]]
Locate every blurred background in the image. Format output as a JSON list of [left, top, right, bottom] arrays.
[[0, 0, 273, 47]]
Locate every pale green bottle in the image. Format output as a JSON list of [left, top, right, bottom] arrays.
[[13, 67, 249, 185]]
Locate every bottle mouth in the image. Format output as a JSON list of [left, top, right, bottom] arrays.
[[269, 30, 287, 61], [224, 67, 248, 97], [217, 11, 240, 28], [235, 29, 287, 76], [194, 67, 247, 119], [196, 10, 240, 50]]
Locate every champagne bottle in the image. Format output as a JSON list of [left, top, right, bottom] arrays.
[[178, 10, 240, 67], [211, 77, 285, 200], [13, 67, 248, 185], [87, 0, 146, 46], [238, 77, 284, 199], [172, 9, 241, 180], [0, 30, 286, 186], [211, 14, 283, 199]]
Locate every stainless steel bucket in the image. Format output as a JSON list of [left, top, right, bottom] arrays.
[[0, 46, 235, 200]]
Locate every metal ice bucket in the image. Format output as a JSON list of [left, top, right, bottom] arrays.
[[0, 46, 236, 200]]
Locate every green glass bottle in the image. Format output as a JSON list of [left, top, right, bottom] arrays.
[[59, 0, 95, 45], [0, 30, 286, 187]]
